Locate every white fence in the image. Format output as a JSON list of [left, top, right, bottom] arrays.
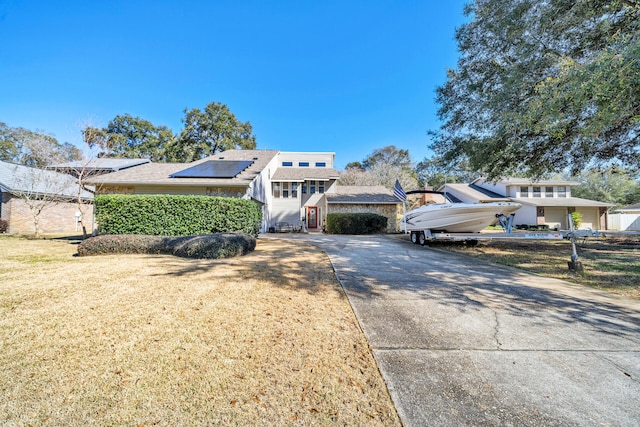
[[608, 213, 640, 231]]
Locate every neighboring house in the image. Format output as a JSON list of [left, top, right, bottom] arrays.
[[440, 178, 613, 230], [86, 150, 402, 233], [326, 186, 401, 233], [608, 203, 640, 231], [0, 160, 94, 234]]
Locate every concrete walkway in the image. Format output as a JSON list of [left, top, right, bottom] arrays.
[[265, 233, 640, 426]]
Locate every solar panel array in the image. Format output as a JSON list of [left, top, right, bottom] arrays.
[[170, 160, 254, 178]]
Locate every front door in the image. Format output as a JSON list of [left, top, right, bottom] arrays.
[[307, 206, 318, 229]]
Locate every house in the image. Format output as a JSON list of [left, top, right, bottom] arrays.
[[86, 149, 400, 233], [440, 178, 613, 230], [608, 203, 640, 231], [326, 186, 401, 233], [0, 160, 94, 234]]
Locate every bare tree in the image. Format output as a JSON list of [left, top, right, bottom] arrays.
[[339, 163, 419, 192], [10, 164, 75, 237]]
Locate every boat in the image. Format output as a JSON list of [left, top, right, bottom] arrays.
[[400, 190, 521, 233]]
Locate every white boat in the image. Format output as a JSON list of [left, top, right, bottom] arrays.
[[401, 191, 521, 233]]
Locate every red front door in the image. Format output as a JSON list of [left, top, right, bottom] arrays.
[[307, 206, 318, 229]]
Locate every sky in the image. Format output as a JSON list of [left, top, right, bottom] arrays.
[[0, 0, 468, 170]]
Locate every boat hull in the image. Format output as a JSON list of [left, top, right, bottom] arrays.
[[402, 202, 521, 233]]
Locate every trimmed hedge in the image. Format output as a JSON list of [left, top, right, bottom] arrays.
[[0, 219, 7, 233], [94, 194, 262, 236], [77, 233, 256, 259], [325, 213, 387, 234]]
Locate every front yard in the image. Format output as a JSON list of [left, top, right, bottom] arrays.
[[0, 236, 400, 426]]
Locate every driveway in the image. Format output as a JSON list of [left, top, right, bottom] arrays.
[[268, 233, 640, 426]]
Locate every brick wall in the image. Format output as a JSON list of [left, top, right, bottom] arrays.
[[2, 194, 94, 235], [327, 203, 399, 233]]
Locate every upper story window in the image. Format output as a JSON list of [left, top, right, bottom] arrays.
[[282, 161, 293, 167], [532, 186, 541, 197], [299, 162, 309, 167], [273, 182, 280, 198], [291, 182, 298, 198], [520, 186, 529, 197], [310, 180, 316, 194], [318, 181, 325, 193], [302, 182, 307, 194], [558, 186, 567, 198], [545, 186, 553, 198], [315, 162, 326, 167], [282, 182, 289, 198]]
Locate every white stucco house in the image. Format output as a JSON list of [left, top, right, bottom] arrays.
[[440, 178, 613, 230]]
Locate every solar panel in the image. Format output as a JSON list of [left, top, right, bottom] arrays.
[[170, 160, 254, 178]]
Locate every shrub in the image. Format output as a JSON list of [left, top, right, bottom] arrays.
[[570, 211, 583, 229], [0, 219, 8, 233], [325, 213, 387, 234], [94, 194, 262, 236], [77, 233, 256, 259]]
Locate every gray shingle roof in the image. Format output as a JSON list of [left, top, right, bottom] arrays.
[[86, 150, 279, 187], [0, 160, 93, 200], [327, 185, 400, 204], [271, 167, 340, 181]]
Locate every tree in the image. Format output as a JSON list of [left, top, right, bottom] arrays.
[[84, 114, 176, 161], [174, 102, 257, 161], [570, 166, 640, 208], [415, 156, 479, 189], [432, 0, 640, 180], [340, 146, 419, 191], [0, 122, 82, 167], [10, 164, 75, 237]]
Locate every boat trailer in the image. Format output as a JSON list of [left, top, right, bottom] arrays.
[[407, 214, 602, 271]]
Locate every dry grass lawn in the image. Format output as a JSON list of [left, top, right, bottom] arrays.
[[434, 235, 640, 299], [0, 236, 400, 426]]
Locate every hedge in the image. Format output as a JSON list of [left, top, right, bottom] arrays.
[[77, 233, 256, 259], [94, 194, 262, 236], [325, 213, 387, 234]]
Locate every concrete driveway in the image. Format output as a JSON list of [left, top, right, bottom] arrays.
[[269, 233, 640, 426]]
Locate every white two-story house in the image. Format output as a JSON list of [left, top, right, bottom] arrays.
[[440, 178, 613, 230]]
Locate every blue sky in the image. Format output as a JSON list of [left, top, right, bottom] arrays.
[[0, 0, 468, 170]]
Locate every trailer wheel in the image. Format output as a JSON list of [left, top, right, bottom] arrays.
[[410, 232, 418, 244], [418, 231, 426, 246]]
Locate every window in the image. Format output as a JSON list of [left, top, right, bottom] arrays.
[[532, 186, 541, 197], [318, 181, 325, 194], [315, 162, 326, 167], [302, 182, 307, 194], [545, 186, 553, 198], [292, 182, 298, 198], [299, 162, 309, 167], [282, 161, 293, 167], [273, 182, 280, 198], [310, 180, 316, 194], [520, 186, 529, 197], [558, 186, 567, 198], [282, 182, 289, 198]]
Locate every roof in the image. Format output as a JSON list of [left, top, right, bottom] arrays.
[[271, 167, 340, 181], [327, 186, 400, 204], [513, 197, 613, 207], [440, 183, 511, 202], [472, 177, 581, 186], [618, 203, 640, 212], [51, 158, 151, 173], [86, 150, 279, 187], [0, 160, 93, 200]]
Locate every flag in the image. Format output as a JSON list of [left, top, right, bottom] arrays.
[[393, 178, 407, 201]]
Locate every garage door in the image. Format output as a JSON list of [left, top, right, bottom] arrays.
[[545, 207, 566, 230]]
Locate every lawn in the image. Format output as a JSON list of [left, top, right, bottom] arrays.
[[432, 234, 640, 299], [0, 236, 400, 426]]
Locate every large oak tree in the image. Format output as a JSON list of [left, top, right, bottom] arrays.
[[431, 0, 640, 179]]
